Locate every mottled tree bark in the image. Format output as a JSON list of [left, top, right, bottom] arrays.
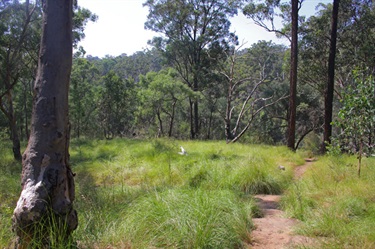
[[12, 0, 77, 247]]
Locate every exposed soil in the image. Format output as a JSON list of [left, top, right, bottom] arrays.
[[248, 159, 316, 249], [294, 158, 316, 180]]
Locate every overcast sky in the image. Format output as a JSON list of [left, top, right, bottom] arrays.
[[77, 0, 331, 58]]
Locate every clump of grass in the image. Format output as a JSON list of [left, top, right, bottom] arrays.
[[282, 155, 375, 248], [117, 189, 253, 248], [223, 146, 295, 194], [12, 209, 78, 249], [230, 164, 285, 194]]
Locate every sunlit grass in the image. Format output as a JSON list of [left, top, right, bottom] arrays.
[[115, 189, 253, 248], [70, 138, 303, 248], [1, 138, 305, 248]]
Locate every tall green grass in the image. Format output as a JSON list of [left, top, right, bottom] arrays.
[[282, 155, 375, 248], [0, 140, 22, 246], [1, 138, 305, 248], [116, 189, 253, 248], [70, 138, 302, 248]]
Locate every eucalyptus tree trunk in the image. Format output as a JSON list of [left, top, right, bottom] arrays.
[[322, 0, 340, 153], [12, 0, 77, 247], [287, 0, 299, 150]]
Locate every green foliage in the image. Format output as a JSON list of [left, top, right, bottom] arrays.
[[70, 58, 101, 138], [242, 0, 294, 39], [332, 72, 375, 155], [72, 5, 98, 48], [98, 71, 137, 138], [137, 68, 195, 137], [144, 0, 242, 138]]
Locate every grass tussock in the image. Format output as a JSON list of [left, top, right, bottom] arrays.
[[117, 189, 253, 248], [282, 155, 375, 248], [1, 138, 305, 248]]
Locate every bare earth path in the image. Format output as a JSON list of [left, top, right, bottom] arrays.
[[248, 159, 316, 249]]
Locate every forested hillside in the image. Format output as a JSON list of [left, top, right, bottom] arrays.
[[1, 0, 374, 158]]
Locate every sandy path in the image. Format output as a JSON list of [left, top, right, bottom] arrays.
[[248, 159, 316, 249]]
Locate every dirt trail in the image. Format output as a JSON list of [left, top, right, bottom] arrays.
[[248, 159, 316, 249]]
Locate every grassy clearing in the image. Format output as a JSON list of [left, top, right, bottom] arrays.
[[282, 155, 375, 248], [1, 138, 304, 248]]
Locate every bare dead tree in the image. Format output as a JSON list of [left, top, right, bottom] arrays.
[[222, 45, 288, 143]]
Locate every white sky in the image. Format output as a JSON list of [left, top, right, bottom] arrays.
[[77, 0, 331, 58]]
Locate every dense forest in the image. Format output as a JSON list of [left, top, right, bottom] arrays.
[[1, 0, 374, 159]]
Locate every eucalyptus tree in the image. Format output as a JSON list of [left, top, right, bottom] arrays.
[[243, 0, 303, 150], [300, 0, 375, 84], [322, 0, 340, 153], [299, 0, 375, 151], [0, 0, 96, 160], [70, 57, 100, 138], [336, 0, 375, 76], [12, 0, 77, 247], [0, 0, 41, 160], [98, 71, 136, 138], [144, 0, 241, 139], [138, 68, 194, 137]]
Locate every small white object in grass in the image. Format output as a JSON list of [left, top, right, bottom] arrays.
[[178, 146, 187, 155], [278, 165, 285, 170]]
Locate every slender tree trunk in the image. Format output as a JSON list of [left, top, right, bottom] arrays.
[[322, 0, 340, 153], [189, 98, 195, 139], [206, 105, 215, 140], [157, 110, 163, 137], [23, 81, 30, 140], [225, 79, 233, 142], [168, 99, 177, 137], [5, 85, 22, 160], [193, 80, 199, 139], [194, 99, 199, 138], [2, 68, 22, 160], [287, 0, 299, 150], [12, 1, 77, 247], [358, 141, 362, 177], [9, 113, 22, 161]]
